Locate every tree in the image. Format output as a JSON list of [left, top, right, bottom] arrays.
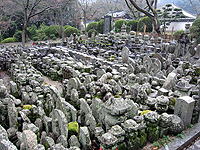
[[78, 0, 94, 30], [125, 0, 154, 20], [188, 0, 200, 18], [157, 4, 185, 32], [47, 0, 74, 42], [125, 0, 161, 35], [11, 0, 53, 42], [0, 0, 15, 41], [190, 18, 200, 45]]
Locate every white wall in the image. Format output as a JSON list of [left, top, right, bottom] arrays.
[[165, 21, 193, 32]]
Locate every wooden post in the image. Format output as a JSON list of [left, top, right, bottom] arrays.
[[170, 27, 174, 41], [164, 27, 167, 42], [22, 31, 25, 47], [130, 25, 132, 32], [144, 25, 146, 35]]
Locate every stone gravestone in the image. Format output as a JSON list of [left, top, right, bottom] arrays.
[[121, 46, 129, 63], [196, 44, 200, 57], [63, 66, 72, 79], [104, 16, 111, 34], [174, 96, 195, 128]]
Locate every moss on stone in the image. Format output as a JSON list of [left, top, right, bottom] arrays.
[[68, 122, 79, 137], [140, 133, 147, 147], [117, 143, 127, 150], [147, 126, 160, 143], [114, 95, 120, 98], [23, 105, 32, 110], [140, 110, 151, 116], [195, 67, 200, 76], [96, 123, 102, 127]]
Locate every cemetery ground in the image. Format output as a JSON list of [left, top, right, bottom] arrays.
[[1, 25, 200, 150], [1, 67, 200, 150]]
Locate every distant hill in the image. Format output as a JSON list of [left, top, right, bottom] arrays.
[[158, 0, 199, 16]]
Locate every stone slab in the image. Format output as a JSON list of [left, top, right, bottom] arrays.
[[160, 122, 200, 150]]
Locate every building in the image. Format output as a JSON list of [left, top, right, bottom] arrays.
[[159, 2, 196, 31], [102, 11, 133, 22]]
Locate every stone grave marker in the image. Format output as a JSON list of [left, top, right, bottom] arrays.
[[121, 46, 129, 63], [174, 96, 195, 128], [104, 16, 111, 34]]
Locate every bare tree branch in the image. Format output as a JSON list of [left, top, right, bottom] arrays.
[[129, 0, 153, 18]]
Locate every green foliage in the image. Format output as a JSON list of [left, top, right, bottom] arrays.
[[36, 22, 48, 40], [189, 124, 194, 128], [190, 18, 200, 45], [64, 25, 71, 29], [64, 26, 79, 37], [27, 25, 37, 38], [45, 25, 59, 37], [68, 122, 79, 137], [173, 30, 184, 39], [50, 34, 55, 39], [97, 20, 104, 34], [33, 36, 40, 41], [86, 22, 98, 32], [127, 20, 138, 31], [88, 29, 98, 37], [114, 20, 127, 32], [138, 17, 153, 32], [1, 37, 16, 43], [153, 135, 173, 148], [177, 131, 184, 139], [52, 37, 57, 40], [42, 35, 48, 41], [13, 30, 23, 42]]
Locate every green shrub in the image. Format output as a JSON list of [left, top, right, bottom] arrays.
[[33, 36, 40, 41], [45, 25, 59, 37], [190, 18, 200, 45], [27, 24, 37, 38], [52, 37, 57, 40], [42, 35, 48, 41], [1, 37, 16, 43], [68, 122, 79, 137], [114, 19, 127, 32], [13, 31, 23, 42], [50, 34, 55, 39], [138, 17, 153, 32], [36, 22, 48, 39], [86, 22, 98, 32], [64, 26, 79, 37], [97, 20, 104, 34], [88, 29, 98, 37], [127, 20, 138, 32], [173, 30, 184, 40], [64, 25, 71, 29]]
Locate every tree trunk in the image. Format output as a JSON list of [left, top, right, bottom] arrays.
[[24, 0, 29, 43], [83, 10, 87, 31], [61, 7, 64, 43], [152, 16, 161, 36]]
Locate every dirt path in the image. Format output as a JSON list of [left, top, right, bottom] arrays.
[[0, 71, 11, 93], [0, 71, 62, 94], [43, 75, 63, 93]]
